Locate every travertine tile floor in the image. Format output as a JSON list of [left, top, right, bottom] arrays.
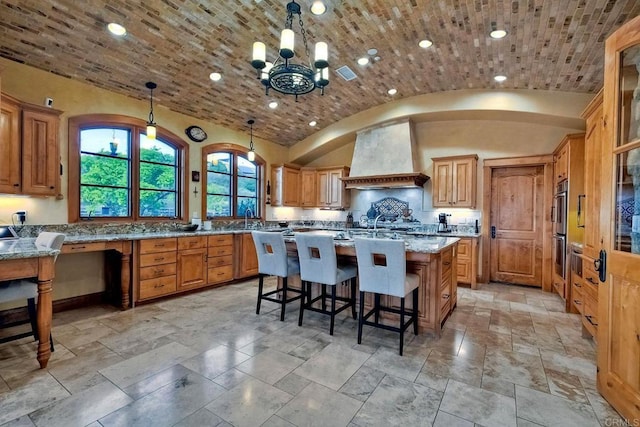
[[0, 280, 628, 427]]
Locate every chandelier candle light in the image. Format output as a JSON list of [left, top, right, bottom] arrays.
[[251, 0, 329, 100], [247, 119, 256, 162], [145, 81, 157, 139]]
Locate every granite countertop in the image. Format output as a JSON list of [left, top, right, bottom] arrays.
[[283, 230, 460, 254], [0, 238, 61, 260], [1, 225, 468, 259]]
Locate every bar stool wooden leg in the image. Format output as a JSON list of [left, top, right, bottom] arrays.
[[256, 274, 264, 315], [350, 277, 357, 319], [330, 285, 337, 335], [358, 290, 365, 344], [412, 288, 419, 335], [374, 294, 381, 324], [400, 296, 405, 356], [280, 278, 288, 321], [298, 280, 306, 326]]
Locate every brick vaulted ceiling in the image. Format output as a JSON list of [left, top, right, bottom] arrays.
[[1, 1, 639, 146]]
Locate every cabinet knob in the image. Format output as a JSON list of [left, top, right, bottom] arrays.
[[14, 183, 19, 187], [50, 186, 55, 189]]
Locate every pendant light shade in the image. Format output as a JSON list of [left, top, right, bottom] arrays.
[[145, 81, 157, 140], [247, 119, 256, 162]]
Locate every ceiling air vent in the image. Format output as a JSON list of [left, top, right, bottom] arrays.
[[335, 65, 357, 81]]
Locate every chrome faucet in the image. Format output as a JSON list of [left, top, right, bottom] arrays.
[[244, 208, 254, 229], [373, 213, 384, 233]]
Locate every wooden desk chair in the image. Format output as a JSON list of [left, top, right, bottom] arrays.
[[0, 232, 65, 349], [252, 231, 302, 321], [295, 233, 357, 335], [354, 237, 419, 356]]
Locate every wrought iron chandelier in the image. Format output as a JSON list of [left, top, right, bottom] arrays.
[[251, 0, 329, 100], [145, 81, 157, 139]]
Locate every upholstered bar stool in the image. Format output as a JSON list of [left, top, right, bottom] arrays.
[[295, 233, 357, 335], [354, 237, 419, 356], [0, 232, 66, 350], [252, 231, 302, 321]]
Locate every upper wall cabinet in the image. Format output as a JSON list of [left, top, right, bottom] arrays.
[[271, 164, 301, 207], [317, 166, 350, 209], [300, 168, 317, 207], [0, 93, 61, 196], [581, 91, 603, 261], [431, 154, 478, 208]]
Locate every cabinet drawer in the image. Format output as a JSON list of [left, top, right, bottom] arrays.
[[208, 245, 233, 257], [208, 254, 233, 267], [583, 262, 599, 289], [582, 293, 598, 336], [178, 236, 207, 250], [62, 242, 107, 253], [582, 280, 597, 303], [139, 275, 176, 299], [571, 282, 584, 314], [440, 279, 452, 309], [139, 251, 177, 267], [441, 248, 452, 281], [139, 263, 177, 280], [457, 238, 471, 260], [208, 265, 234, 284], [208, 234, 233, 247], [140, 238, 177, 254]]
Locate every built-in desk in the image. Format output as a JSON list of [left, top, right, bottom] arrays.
[[61, 240, 132, 309], [0, 239, 59, 369]]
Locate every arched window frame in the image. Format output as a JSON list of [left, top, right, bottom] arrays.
[[68, 114, 189, 223], [201, 143, 265, 220]]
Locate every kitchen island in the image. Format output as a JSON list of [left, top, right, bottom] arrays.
[[282, 230, 459, 336]]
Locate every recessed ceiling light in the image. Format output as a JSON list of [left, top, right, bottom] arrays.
[[268, 101, 278, 109], [490, 29, 507, 39], [357, 57, 369, 66], [494, 75, 507, 82], [310, 1, 326, 15], [367, 48, 378, 56], [209, 72, 222, 81], [418, 39, 433, 48], [387, 88, 397, 95], [107, 23, 126, 36], [309, 120, 317, 127]]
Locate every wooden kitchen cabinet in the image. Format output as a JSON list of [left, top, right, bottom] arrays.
[[317, 166, 350, 209], [456, 237, 478, 289], [176, 236, 208, 290], [272, 164, 301, 207], [581, 91, 603, 261], [234, 232, 259, 279], [300, 168, 317, 207], [207, 234, 234, 285], [0, 94, 20, 194], [554, 143, 569, 184], [138, 238, 178, 300], [0, 93, 61, 196], [431, 154, 478, 208]]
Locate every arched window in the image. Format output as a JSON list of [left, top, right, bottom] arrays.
[[202, 144, 265, 219], [68, 115, 188, 222]]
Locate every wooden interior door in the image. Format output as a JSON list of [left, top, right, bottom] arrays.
[[597, 15, 640, 421], [490, 166, 544, 286]]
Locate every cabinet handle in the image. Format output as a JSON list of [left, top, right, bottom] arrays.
[[13, 183, 19, 187], [154, 257, 164, 261], [443, 261, 451, 266], [585, 315, 598, 327], [153, 283, 165, 289], [442, 294, 450, 300], [50, 186, 54, 189], [574, 282, 581, 288], [72, 245, 86, 250], [156, 243, 165, 247], [586, 277, 598, 285], [573, 299, 582, 305]]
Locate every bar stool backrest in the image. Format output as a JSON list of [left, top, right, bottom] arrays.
[[252, 231, 289, 277], [354, 237, 407, 298], [295, 233, 337, 285]]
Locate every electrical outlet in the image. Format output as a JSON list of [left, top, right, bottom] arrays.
[[16, 210, 27, 224]]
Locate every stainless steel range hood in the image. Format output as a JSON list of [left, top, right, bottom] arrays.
[[341, 119, 429, 189]]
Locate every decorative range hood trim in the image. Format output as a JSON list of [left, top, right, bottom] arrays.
[[341, 172, 430, 189]]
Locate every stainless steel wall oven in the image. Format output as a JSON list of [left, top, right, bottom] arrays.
[[553, 180, 568, 279]]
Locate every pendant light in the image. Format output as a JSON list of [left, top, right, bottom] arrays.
[[145, 81, 157, 139], [247, 119, 256, 162]]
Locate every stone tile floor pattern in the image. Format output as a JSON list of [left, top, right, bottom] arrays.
[[0, 280, 630, 426]]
